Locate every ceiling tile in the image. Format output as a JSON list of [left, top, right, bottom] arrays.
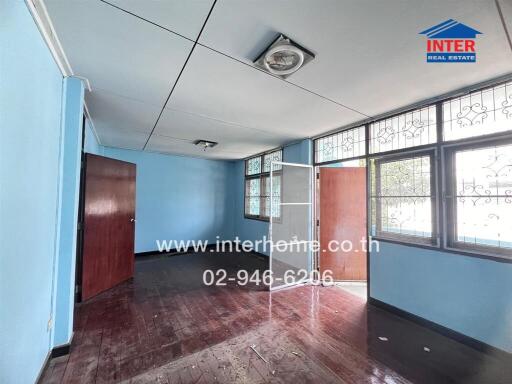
[[201, 0, 512, 117], [45, 0, 193, 105], [167, 45, 366, 138], [498, 0, 512, 41], [107, 0, 215, 40], [145, 135, 249, 160], [154, 108, 298, 152], [94, 125, 149, 150], [85, 90, 162, 134]]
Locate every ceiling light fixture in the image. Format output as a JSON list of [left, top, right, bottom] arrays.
[[194, 140, 218, 151], [254, 34, 315, 79]]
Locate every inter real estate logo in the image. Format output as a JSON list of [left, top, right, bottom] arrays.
[[419, 19, 482, 63]]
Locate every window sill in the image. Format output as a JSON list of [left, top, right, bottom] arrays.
[[445, 243, 512, 263], [371, 237, 512, 264], [373, 233, 437, 248], [244, 215, 269, 222]]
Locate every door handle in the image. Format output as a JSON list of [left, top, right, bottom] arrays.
[[130, 218, 136, 223]]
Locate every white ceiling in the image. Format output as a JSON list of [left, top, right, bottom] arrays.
[[44, 0, 512, 160]]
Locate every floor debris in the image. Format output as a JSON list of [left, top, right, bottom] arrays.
[[424, 347, 431, 352], [250, 344, 269, 364], [378, 336, 389, 341]]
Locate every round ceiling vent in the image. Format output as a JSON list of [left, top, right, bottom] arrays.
[[254, 34, 315, 79], [263, 44, 304, 76]]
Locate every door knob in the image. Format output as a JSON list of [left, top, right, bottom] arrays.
[[130, 218, 136, 223]]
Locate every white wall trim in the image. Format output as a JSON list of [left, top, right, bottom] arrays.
[[26, 0, 72, 75], [26, 0, 102, 145]]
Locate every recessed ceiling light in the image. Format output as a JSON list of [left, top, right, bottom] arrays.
[[254, 34, 315, 79], [194, 140, 218, 151]]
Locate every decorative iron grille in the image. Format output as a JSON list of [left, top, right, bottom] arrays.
[[263, 150, 282, 172], [315, 126, 366, 163], [371, 154, 434, 241], [449, 143, 512, 250], [246, 156, 261, 175], [370, 106, 437, 153], [244, 149, 283, 219], [245, 178, 261, 216], [262, 174, 281, 218], [443, 81, 512, 141]]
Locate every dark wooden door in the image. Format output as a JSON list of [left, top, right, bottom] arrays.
[[319, 167, 367, 281], [82, 154, 136, 300]]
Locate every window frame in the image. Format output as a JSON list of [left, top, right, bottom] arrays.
[[244, 149, 283, 222], [314, 125, 366, 164], [372, 149, 439, 246], [443, 137, 512, 259], [369, 104, 438, 154], [312, 78, 512, 262], [442, 80, 512, 143]]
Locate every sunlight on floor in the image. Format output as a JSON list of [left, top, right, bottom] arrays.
[[335, 282, 367, 301]]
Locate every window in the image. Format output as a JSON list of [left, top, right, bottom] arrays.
[[443, 81, 512, 141], [246, 156, 262, 175], [371, 153, 436, 244], [446, 141, 512, 256], [263, 151, 282, 172], [315, 126, 366, 163], [245, 149, 282, 220], [313, 79, 512, 259], [370, 106, 437, 154]]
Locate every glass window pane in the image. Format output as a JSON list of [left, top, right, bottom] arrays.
[[245, 178, 260, 216], [247, 197, 260, 216], [377, 196, 432, 238], [370, 106, 437, 153], [371, 154, 434, 241], [379, 156, 431, 197], [260, 174, 281, 218], [315, 126, 366, 163], [245, 178, 260, 197], [443, 81, 512, 141], [451, 143, 512, 250], [456, 198, 512, 249], [246, 156, 261, 175], [263, 150, 282, 172]]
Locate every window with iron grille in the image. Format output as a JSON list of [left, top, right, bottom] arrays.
[[370, 106, 437, 154], [370, 153, 436, 244], [245, 149, 282, 220], [443, 81, 512, 142], [315, 126, 366, 163], [312, 79, 512, 259], [445, 141, 512, 257]]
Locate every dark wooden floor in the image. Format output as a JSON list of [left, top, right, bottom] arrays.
[[41, 252, 510, 384]]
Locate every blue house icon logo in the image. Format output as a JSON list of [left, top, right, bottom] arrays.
[[419, 19, 482, 63]]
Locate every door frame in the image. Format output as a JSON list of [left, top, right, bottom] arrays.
[[269, 161, 315, 291], [75, 114, 87, 303], [313, 161, 370, 289]]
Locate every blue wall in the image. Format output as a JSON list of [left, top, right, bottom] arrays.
[[370, 242, 512, 352], [0, 1, 65, 382], [80, 138, 313, 255], [283, 139, 312, 165], [99, 147, 234, 253], [52, 77, 84, 348], [231, 159, 269, 249]]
